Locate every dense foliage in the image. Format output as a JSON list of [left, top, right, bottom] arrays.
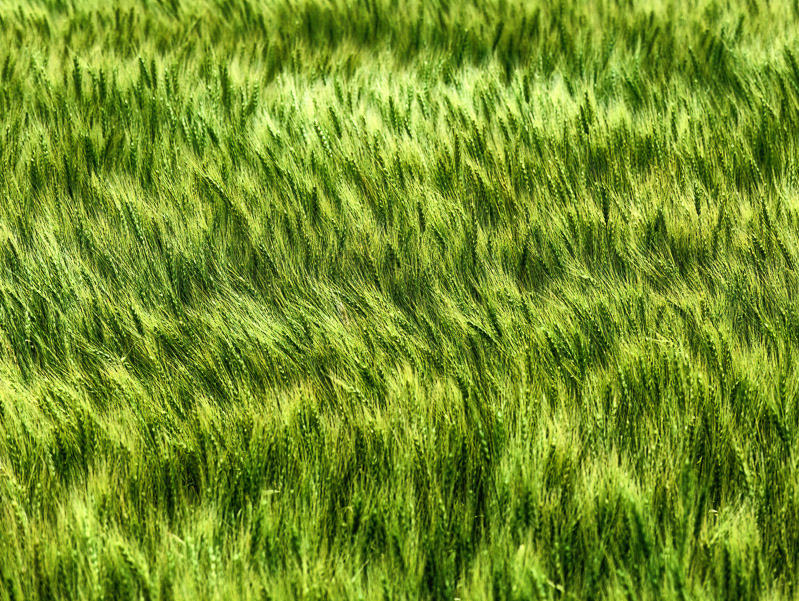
[[2, 0, 799, 598]]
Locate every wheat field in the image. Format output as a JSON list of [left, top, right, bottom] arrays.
[[1, 0, 799, 599]]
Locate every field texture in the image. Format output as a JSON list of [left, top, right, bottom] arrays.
[[2, 0, 799, 599]]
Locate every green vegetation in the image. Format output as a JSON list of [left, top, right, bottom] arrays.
[[2, 0, 799, 598]]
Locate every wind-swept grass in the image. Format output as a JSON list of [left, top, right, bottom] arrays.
[[1, 0, 799, 599]]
